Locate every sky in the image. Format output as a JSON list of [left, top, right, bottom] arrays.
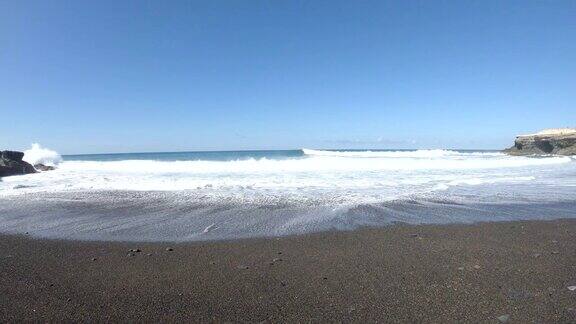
[[1, 0, 575, 154]]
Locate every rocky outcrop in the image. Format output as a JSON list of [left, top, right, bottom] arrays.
[[0, 150, 37, 177], [34, 164, 56, 171], [504, 129, 576, 156]]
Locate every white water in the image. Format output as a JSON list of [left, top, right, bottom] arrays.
[[1, 149, 572, 196], [23, 143, 62, 166], [1, 149, 575, 241]]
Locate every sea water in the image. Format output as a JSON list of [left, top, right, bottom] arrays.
[[1, 148, 575, 241]]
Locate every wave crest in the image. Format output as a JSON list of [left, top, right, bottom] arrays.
[[23, 143, 62, 166], [301, 148, 501, 158]]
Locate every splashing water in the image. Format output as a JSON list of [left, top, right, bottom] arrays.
[[23, 143, 62, 166]]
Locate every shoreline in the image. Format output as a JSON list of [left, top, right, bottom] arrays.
[[2, 218, 576, 322]]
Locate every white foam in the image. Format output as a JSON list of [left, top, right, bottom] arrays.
[[23, 143, 62, 166], [0, 150, 572, 198], [302, 148, 503, 158]]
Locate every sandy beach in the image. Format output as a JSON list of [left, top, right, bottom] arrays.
[[1, 219, 576, 322]]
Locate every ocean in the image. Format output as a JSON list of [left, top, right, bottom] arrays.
[[1, 148, 575, 241]]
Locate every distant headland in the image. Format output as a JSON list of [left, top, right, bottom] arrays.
[[505, 128, 576, 156]]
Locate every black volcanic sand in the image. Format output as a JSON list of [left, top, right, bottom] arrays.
[[2, 220, 576, 323]]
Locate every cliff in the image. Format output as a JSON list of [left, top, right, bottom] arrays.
[[504, 129, 576, 156]]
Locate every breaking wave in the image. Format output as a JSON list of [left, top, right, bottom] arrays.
[[23, 143, 62, 166]]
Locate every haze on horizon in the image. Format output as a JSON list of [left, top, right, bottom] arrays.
[[1, 0, 575, 155]]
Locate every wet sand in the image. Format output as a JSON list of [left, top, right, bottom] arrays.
[[1, 219, 576, 322]]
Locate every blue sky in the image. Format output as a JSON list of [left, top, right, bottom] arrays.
[[1, 0, 575, 154]]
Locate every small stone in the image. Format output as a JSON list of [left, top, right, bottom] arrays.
[[410, 233, 419, 237], [552, 240, 558, 244], [209, 261, 216, 265], [129, 249, 141, 253], [127, 253, 135, 257], [91, 258, 97, 261], [147, 253, 152, 256], [277, 252, 282, 255], [567, 286, 576, 291], [323, 277, 328, 280], [273, 258, 283, 262], [166, 247, 173, 252], [237, 265, 249, 270], [280, 281, 286, 286], [473, 265, 481, 270], [67, 298, 72, 302], [457, 267, 464, 271], [533, 253, 541, 258], [497, 314, 510, 323], [552, 251, 559, 255]]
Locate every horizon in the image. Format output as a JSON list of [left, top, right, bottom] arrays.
[[1, 1, 575, 154], [60, 147, 502, 157]]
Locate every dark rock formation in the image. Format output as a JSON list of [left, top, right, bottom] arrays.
[[0, 150, 37, 177], [34, 164, 56, 171], [504, 129, 576, 156]]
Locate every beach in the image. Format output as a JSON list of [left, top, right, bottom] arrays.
[[2, 219, 575, 322]]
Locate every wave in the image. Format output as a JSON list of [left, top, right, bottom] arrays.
[[23, 143, 62, 166], [301, 148, 503, 158], [56, 153, 570, 174]]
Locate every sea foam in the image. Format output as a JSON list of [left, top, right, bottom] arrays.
[[23, 143, 62, 166], [1, 149, 575, 241]]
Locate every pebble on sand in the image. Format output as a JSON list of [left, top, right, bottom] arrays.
[[473, 265, 481, 270], [237, 265, 249, 270], [166, 247, 174, 252], [91, 258, 97, 261], [567, 286, 576, 291], [129, 249, 141, 253], [497, 314, 510, 323]]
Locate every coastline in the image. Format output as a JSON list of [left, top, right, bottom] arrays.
[[2, 219, 576, 322]]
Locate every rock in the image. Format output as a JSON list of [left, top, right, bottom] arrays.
[[91, 258, 97, 261], [34, 164, 56, 171], [237, 265, 249, 270], [129, 249, 141, 253], [568, 286, 576, 291], [1, 151, 24, 160], [273, 258, 283, 262], [497, 314, 510, 323], [473, 265, 481, 270], [127, 253, 135, 257], [0, 150, 37, 178], [165, 247, 173, 252], [504, 128, 576, 156]]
